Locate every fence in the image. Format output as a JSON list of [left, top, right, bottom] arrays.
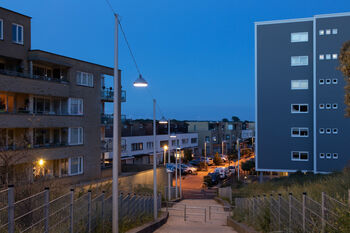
[[218, 187, 232, 203], [164, 186, 180, 201], [234, 190, 350, 233], [0, 186, 161, 233]]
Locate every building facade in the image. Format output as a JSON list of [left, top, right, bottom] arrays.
[[0, 7, 117, 184], [256, 12, 350, 173]]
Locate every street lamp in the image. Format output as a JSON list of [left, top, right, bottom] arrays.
[[236, 138, 241, 181], [163, 145, 168, 166], [177, 147, 182, 199], [133, 74, 148, 87]]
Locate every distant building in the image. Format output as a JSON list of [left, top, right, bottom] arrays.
[[256, 12, 350, 173]]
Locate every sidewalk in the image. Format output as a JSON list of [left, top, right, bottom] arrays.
[[155, 199, 236, 233]]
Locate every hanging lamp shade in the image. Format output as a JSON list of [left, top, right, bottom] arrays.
[[133, 74, 148, 87]]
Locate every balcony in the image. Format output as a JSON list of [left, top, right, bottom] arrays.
[[0, 69, 68, 84], [101, 89, 126, 102], [101, 114, 126, 125]]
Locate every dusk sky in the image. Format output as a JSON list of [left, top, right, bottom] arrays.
[[3, 0, 350, 121]]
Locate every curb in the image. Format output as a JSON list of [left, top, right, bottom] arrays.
[[126, 212, 169, 233]]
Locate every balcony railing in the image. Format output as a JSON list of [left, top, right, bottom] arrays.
[[101, 114, 126, 125], [0, 69, 68, 83], [101, 89, 126, 102], [0, 142, 69, 151]]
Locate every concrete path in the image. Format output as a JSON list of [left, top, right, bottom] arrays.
[[155, 199, 236, 233]]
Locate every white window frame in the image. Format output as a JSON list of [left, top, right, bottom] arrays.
[[68, 156, 83, 175], [319, 128, 325, 134], [319, 153, 325, 159], [332, 153, 338, 159], [68, 127, 83, 145], [332, 103, 338, 109], [332, 79, 338, 84], [291, 127, 309, 137], [326, 153, 331, 159], [319, 79, 324, 85], [291, 104, 308, 113], [326, 54, 331, 60], [332, 29, 338, 35], [319, 104, 325, 109], [291, 32, 308, 43], [68, 98, 83, 115], [12, 23, 23, 44], [0, 19, 3, 40], [319, 54, 324, 60], [332, 54, 338, 59], [76, 71, 94, 87], [319, 30, 324, 36], [291, 56, 308, 66], [326, 29, 331, 35], [326, 79, 331, 84], [326, 128, 331, 134], [291, 151, 309, 161], [332, 128, 338, 134], [326, 104, 331, 109], [291, 80, 308, 90]]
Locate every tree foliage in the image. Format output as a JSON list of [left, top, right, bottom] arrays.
[[241, 159, 255, 172], [339, 41, 350, 117], [213, 152, 222, 165], [232, 116, 240, 122]]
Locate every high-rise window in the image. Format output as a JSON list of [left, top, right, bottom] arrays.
[[291, 56, 308, 66], [76, 71, 94, 87], [131, 143, 143, 151], [68, 127, 83, 145], [291, 32, 308, 42], [291, 80, 308, 90], [291, 104, 308, 113], [12, 24, 23, 44], [0, 19, 3, 40], [291, 151, 309, 161], [69, 156, 83, 175], [69, 98, 83, 115], [291, 128, 309, 137]]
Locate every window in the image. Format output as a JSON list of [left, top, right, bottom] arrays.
[[291, 127, 309, 137], [320, 153, 325, 159], [319, 30, 324, 35], [131, 143, 143, 151], [291, 56, 308, 66], [291, 80, 308, 90], [147, 142, 154, 149], [205, 136, 210, 142], [332, 128, 338, 134], [69, 98, 83, 115], [319, 54, 324, 60], [326, 54, 331, 60], [319, 79, 324, 85], [60, 158, 69, 176], [171, 140, 177, 146], [332, 54, 338, 59], [332, 103, 338, 109], [69, 156, 83, 175], [291, 151, 308, 161], [326, 29, 331, 35], [12, 24, 23, 44], [226, 135, 230, 140], [326, 104, 331, 109], [332, 79, 338, 84], [319, 104, 325, 109], [34, 128, 50, 146], [291, 104, 308, 113], [326, 79, 331, 84], [182, 138, 189, 144], [76, 71, 94, 87], [0, 19, 3, 40], [191, 138, 197, 144], [68, 127, 83, 145], [326, 128, 331, 134], [319, 128, 325, 134], [326, 153, 331, 159], [333, 153, 338, 159], [291, 32, 308, 42], [33, 97, 51, 114], [332, 29, 338, 34]]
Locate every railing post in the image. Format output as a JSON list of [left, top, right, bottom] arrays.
[[119, 193, 123, 221], [8, 185, 14, 233], [101, 191, 105, 233], [302, 192, 306, 233], [44, 187, 50, 233], [321, 192, 325, 233], [204, 207, 206, 223], [87, 190, 92, 232], [184, 204, 187, 221], [278, 194, 281, 232], [209, 206, 211, 220], [69, 189, 74, 233], [288, 193, 292, 233]]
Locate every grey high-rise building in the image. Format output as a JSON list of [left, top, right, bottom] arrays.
[[256, 12, 350, 173]]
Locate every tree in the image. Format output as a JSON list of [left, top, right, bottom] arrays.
[[339, 41, 350, 117], [213, 152, 222, 165], [183, 148, 193, 163], [241, 159, 255, 173], [232, 116, 241, 122], [222, 118, 229, 122]]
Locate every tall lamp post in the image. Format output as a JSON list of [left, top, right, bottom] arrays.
[[236, 138, 241, 181], [178, 147, 182, 199]]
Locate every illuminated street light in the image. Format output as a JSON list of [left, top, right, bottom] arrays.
[[159, 116, 168, 124], [133, 74, 148, 87], [38, 159, 45, 166]]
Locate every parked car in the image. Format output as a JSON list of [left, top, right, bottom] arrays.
[[220, 154, 228, 162], [189, 159, 201, 167], [214, 167, 226, 179], [228, 165, 236, 174], [182, 164, 197, 174], [208, 172, 220, 185], [206, 157, 214, 165]]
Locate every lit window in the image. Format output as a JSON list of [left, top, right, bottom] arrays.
[[326, 104, 331, 109], [326, 54, 331, 60], [0, 19, 3, 40], [320, 153, 325, 159], [291, 151, 308, 161], [76, 71, 94, 87], [319, 79, 324, 85], [291, 56, 308, 66], [319, 104, 324, 109], [332, 54, 338, 59], [291, 127, 309, 137], [332, 79, 338, 84], [326, 153, 331, 159], [291, 32, 308, 42], [333, 153, 338, 159], [12, 24, 24, 44], [326, 79, 331, 84], [326, 29, 331, 35], [319, 128, 325, 134], [332, 29, 338, 34], [332, 128, 338, 134], [291, 104, 308, 113], [68, 127, 83, 145], [332, 103, 338, 109], [319, 30, 324, 35], [319, 54, 324, 60], [69, 156, 83, 175], [291, 80, 308, 90], [326, 128, 331, 134]]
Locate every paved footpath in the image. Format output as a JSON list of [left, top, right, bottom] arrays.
[[155, 199, 237, 233]]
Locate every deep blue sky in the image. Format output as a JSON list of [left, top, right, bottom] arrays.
[[2, 0, 350, 121]]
